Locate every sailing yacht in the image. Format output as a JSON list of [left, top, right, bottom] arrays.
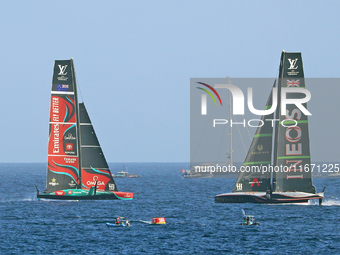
[[36, 59, 133, 200], [215, 51, 325, 204]]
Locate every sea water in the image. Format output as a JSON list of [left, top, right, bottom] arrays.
[[0, 163, 339, 254]]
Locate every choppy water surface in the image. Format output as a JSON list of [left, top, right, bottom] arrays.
[[0, 163, 339, 254]]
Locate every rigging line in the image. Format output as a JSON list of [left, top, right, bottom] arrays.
[[276, 56, 281, 78], [215, 115, 228, 164], [242, 114, 252, 142], [192, 105, 216, 163], [234, 115, 247, 154], [77, 78, 84, 103], [72, 59, 84, 103], [215, 78, 231, 164]]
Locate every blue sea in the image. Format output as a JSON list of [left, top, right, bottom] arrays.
[[0, 163, 339, 254]]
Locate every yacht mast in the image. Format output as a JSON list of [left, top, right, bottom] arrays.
[[228, 77, 233, 167]]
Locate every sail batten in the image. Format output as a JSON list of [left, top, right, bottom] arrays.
[[51, 91, 75, 95], [49, 122, 77, 124], [243, 161, 271, 165], [254, 133, 272, 137]]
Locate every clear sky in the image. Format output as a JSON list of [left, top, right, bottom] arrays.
[[0, 1, 339, 163]]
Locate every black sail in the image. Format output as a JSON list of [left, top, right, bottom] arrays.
[[273, 52, 316, 194], [45, 59, 81, 193], [79, 103, 118, 191], [232, 85, 275, 192]]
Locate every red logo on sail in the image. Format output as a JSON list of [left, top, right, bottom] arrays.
[[55, 191, 65, 196], [66, 143, 73, 150], [251, 178, 260, 187]]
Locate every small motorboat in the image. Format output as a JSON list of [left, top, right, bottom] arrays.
[[106, 218, 131, 227], [106, 222, 127, 227], [112, 165, 140, 178], [112, 171, 129, 178], [240, 209, 259, 225]]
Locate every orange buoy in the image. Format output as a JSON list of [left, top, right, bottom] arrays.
[[151, 217, 166, 224]]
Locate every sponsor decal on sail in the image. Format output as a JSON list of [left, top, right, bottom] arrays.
[[250, 178, 261, 187], [57, 65, 69, 81], [52, 124, 60, 153], [55, 191, 65, 196], [68, 180, 76, 187], [251, 144, 270, 155], [49, 178, 59, 186], [64, 133, 76, 140], [287, 58, 299, 75], [66, 143, 73, 151], [56, 84, 69, 91], [236, 183, 242, 191], [52, 97, 59, 121], [288, 58, 298, 69], [58, 65, 68, 75], [287, 79, 300, 87], [64, 157, 77, 164], [86, 176, 105, 187]]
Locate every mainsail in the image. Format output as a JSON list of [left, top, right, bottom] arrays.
[[273, 52, 316, 194], [232, 84, 275, 193], [45, 60, 80, 193]]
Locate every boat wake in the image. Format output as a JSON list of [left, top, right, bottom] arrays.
[[0, 193, 37, 202], [139, 220, 153, 224], [309, 199, 340, 206]]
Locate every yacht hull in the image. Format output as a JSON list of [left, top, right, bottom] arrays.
[[215, 191, 324, 204], [37, 189, 133, 200]]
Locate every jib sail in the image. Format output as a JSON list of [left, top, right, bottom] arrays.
[[232, 84, 275, 192], [79, 103, 118, 192]]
